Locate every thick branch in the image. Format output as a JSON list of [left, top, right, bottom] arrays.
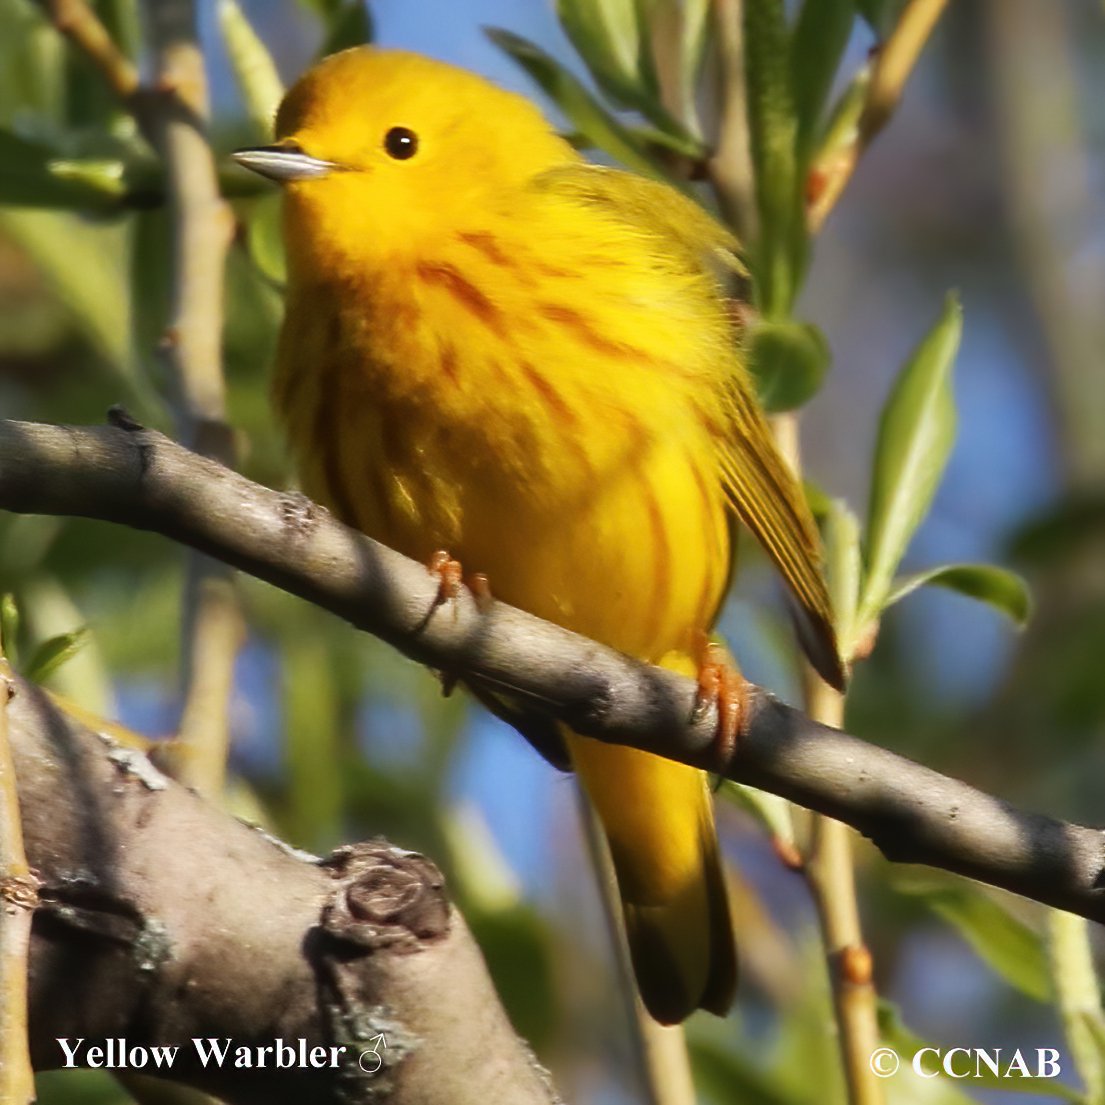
[[1, 418, 1104, 921], [11, 675, 558, 1105]]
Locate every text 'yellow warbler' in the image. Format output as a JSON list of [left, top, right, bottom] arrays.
[[234, 46, 843, 1025]]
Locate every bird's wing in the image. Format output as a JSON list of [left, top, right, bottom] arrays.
[[533, 162, 746, 280], [716, 373, 845, 689], [535, 164, 846, 689]]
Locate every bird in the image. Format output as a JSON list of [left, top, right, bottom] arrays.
[[233, 45, 843, 1025]]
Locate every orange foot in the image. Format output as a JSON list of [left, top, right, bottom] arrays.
[[692, 634, 749, 771], [426, 552, 493, 698], [427, 550, 493, 615], [428, 549, 463, 612]]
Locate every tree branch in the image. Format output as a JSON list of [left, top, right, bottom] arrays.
[[802, 680, 880, 1105], [0, 660, 36, 1105], [1, 417, 1103, 922], [807, 0, 951, 233], [137, 0, 241, 799], [39, 0, 244, 800], [11, 673, 559, 1105], [775, 420, 881, 1105], [35, 0, 140, 102]]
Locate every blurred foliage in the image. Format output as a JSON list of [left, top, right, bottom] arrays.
[[890, 871, 1051, 1005], [2, 2, 1103, 1105]]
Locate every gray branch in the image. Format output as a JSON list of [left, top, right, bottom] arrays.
[[12, 674, 559, 1105], [2, 417, 1103, 924]]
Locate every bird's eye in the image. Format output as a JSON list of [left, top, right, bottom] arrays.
[[384, 126, 418, 160]]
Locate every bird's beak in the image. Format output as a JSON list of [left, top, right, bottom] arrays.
[[231, 145, 339, 183]]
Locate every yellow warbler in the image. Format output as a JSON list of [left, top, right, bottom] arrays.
[[234, 46, 843, 1025]]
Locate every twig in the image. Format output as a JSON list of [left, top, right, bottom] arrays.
[[36, 0, 139, 100], [41, 0, 242, 800], [807, 0, 951, 232], [773, 5, 957, 1083], [803, 680, 882, 1105], [138, 0, 241, 796], [140, 0, 232, 432], [709, 0, 758, 239], [0, 658, 37, 1105], [2, 419, 1105, 922], [774, 415, 882, 1105], [577, 796, 695, 1105]]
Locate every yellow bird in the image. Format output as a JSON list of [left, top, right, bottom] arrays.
[[234, 46, 843, 1025]]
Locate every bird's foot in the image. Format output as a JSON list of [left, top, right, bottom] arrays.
[[428, 549, 464, 611], [468, 572, 493, 613], [427, 551, 493, 615], [691, 634, 748, 771], [424, 548, 490, 658]]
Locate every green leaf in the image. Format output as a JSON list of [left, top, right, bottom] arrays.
[[0, 0, 66, 127], [811, 65, 870, 177], [856, 0, 908, 36], [467, 903, 555, 1051], [25, 626, 91, 684], [858, 294, 962, 628], [318, 0, 374, 55], [555, 0, 707, 150], [47, 158, 130, 196], [486, 27, 668, 179], [1079, 1010, 1105, 1057], [743, 0, 806, 315], [218, 0, 284, 138], [746, 317, 830, 411], [0, 594, 19, 665], [802, 479, 833, 521], [244, 193, 287, 287], [556, 0, 660, 111], [771, 937, 849, 1101], [823, 499, 862, 656], [893, 873, 1051, 1003], [130, 206, 174, 379], [628, 122, 706, 159], [884, 563, 1032, 626], [281, 625, 344, 849], [691, 1035, 805, 1105], [1, 207, 135, 381], [35, 1068, 129, 1105], [790, 0, 855, 162], [1048, 910, 1105, 1103], [0, 130, 123, 209], [675, 0, 711, 127], [722, 782, 796, 850]]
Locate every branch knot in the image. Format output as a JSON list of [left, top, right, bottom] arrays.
[[321, 842, 450, 951]]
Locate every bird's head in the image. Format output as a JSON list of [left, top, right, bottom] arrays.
[[233, 47, 572, 273]]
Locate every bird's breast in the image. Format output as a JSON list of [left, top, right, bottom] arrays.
[[275, 255, 732, 656]]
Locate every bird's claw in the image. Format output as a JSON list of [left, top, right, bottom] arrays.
[[427, 551, 493, 623], [428, 550, 464, 613], [691, 636, 748, 771]]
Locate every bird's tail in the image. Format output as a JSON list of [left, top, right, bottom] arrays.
[[567, 733, 737, 1024]]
